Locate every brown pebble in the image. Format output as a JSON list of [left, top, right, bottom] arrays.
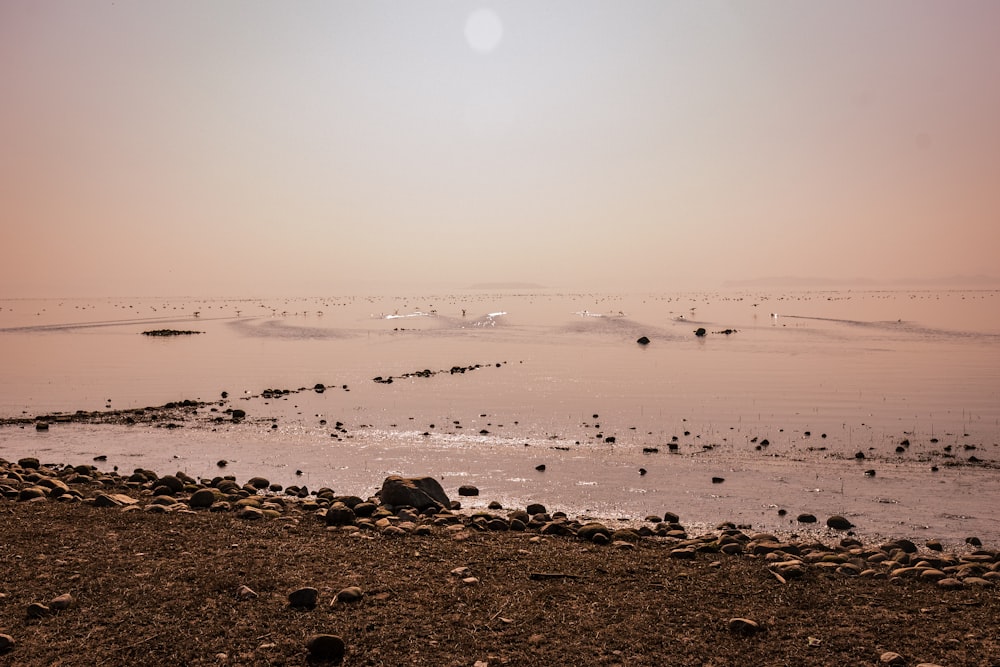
[[49, 593, 73, 610], [335, 586, 363, 603], [305, 634, 345, 663], [880, 651, 905, 666], [727, 617, 760, 636], [26, 603, 50, 619], [288, 587, 319, 609]]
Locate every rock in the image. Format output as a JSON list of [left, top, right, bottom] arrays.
[[335, 586, 363, 603], [0, 634, 13, 653], [711, 477, 725, 484], [694, 328, 707, 337], [826, 515, 854, 530], [26, 603, 50, 619], [157, 475, 184, 494], [17, 487, 47, 502], [796, 513, 817, 524], [305, 634, 345, 663], [288, 587, 320, 609], [727, 618, 760, 636], [379, 475, 450, 511], [231, 409, 246, 421], [247, 476, 270, 490], [94, 493, 139, 508], [236, 506, 265, 520], [325, 502, 357, 526], [576, 522, 611, 543], [49, 593, 73, 610], [17, 457, 40, 469], [235, 585, 258, 600], [526, 503, 546, 515], [925, 539, 943, 552], [457, 485, 480, 497], [189, 488, 218, 509], [636, 336, 650, 345], [880, 652, 906, 666], [535, 464, 546, 471], [937, 578, 964, 590]]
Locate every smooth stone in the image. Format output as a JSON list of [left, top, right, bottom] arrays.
[[188, 488, 218, 509], [236, 585, 259, 600], [26, 603, 50, 619], [727, 618, 760, 636], [880, 652, 906, 666], [49, 593, 73, 610], [457, 485, 479, 497], [826, 515, 854, 530], [796, 513, 818, 523], [0, 634, 13, 652], [305, 634, 345, 663], [335, 586, 363, 603], [288, 587, 319, 609]]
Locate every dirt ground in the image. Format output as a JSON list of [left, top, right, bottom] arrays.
[[1, 498, 998, 667]]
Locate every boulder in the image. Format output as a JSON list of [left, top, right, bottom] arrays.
[[379, 476, 450, 511], [457, 485, 479, 497]]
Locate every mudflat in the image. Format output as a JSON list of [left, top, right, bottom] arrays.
[[1, 459, 997, 667]]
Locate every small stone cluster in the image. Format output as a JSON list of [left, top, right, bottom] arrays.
[[3, 458, 998, 593]]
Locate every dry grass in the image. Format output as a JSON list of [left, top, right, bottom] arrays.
[[1, 501, 998, 666]]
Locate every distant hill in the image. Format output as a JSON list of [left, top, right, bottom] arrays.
[[723, 275, 1000, 289], [466, 282, 547, 290]]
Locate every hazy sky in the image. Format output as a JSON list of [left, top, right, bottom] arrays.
[[2, 1, 999, 296]]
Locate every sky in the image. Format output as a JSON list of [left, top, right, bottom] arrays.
[[2, 1, 999, 297]]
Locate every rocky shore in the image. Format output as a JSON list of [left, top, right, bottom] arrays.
[[2, 455, 999, 665]]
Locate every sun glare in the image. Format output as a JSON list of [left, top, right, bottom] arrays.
[[465, 9, 503, 53]]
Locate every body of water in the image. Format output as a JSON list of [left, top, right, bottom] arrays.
[[2, 290, 998, 546]]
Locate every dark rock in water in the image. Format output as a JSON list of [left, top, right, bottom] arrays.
[[379, 475, 450, 510], [288, 587, 319, 609], [231, 409, 246, 421], [639, 468, 647, 476], [17, 457, 40, 470], [216, 460, 228, 468], [827, 515, 854, 530], [855, 451, 866, 459], [93, 455, 107, 462], [141, 329, 203, 336], [966, 536, 983, 547], [711, 477, 725, 484], [313, 383, 325, 393], [864, 469, 876, 477], [694, 328, 707, 337], [35, 422, 49, 432], [796, 513, 817, 524], [642, 447, 659, 454], [535, 464, 546, 472], [636, 336, 650, 345], [305, 634, 345, 663]]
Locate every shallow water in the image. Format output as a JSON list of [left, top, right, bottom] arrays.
[[2, 290, 999, 546]]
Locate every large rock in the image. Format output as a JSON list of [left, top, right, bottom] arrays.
[[379, 476, 450, 511]]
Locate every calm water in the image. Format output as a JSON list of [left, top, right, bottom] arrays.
[[2, 290, 999, 545]]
